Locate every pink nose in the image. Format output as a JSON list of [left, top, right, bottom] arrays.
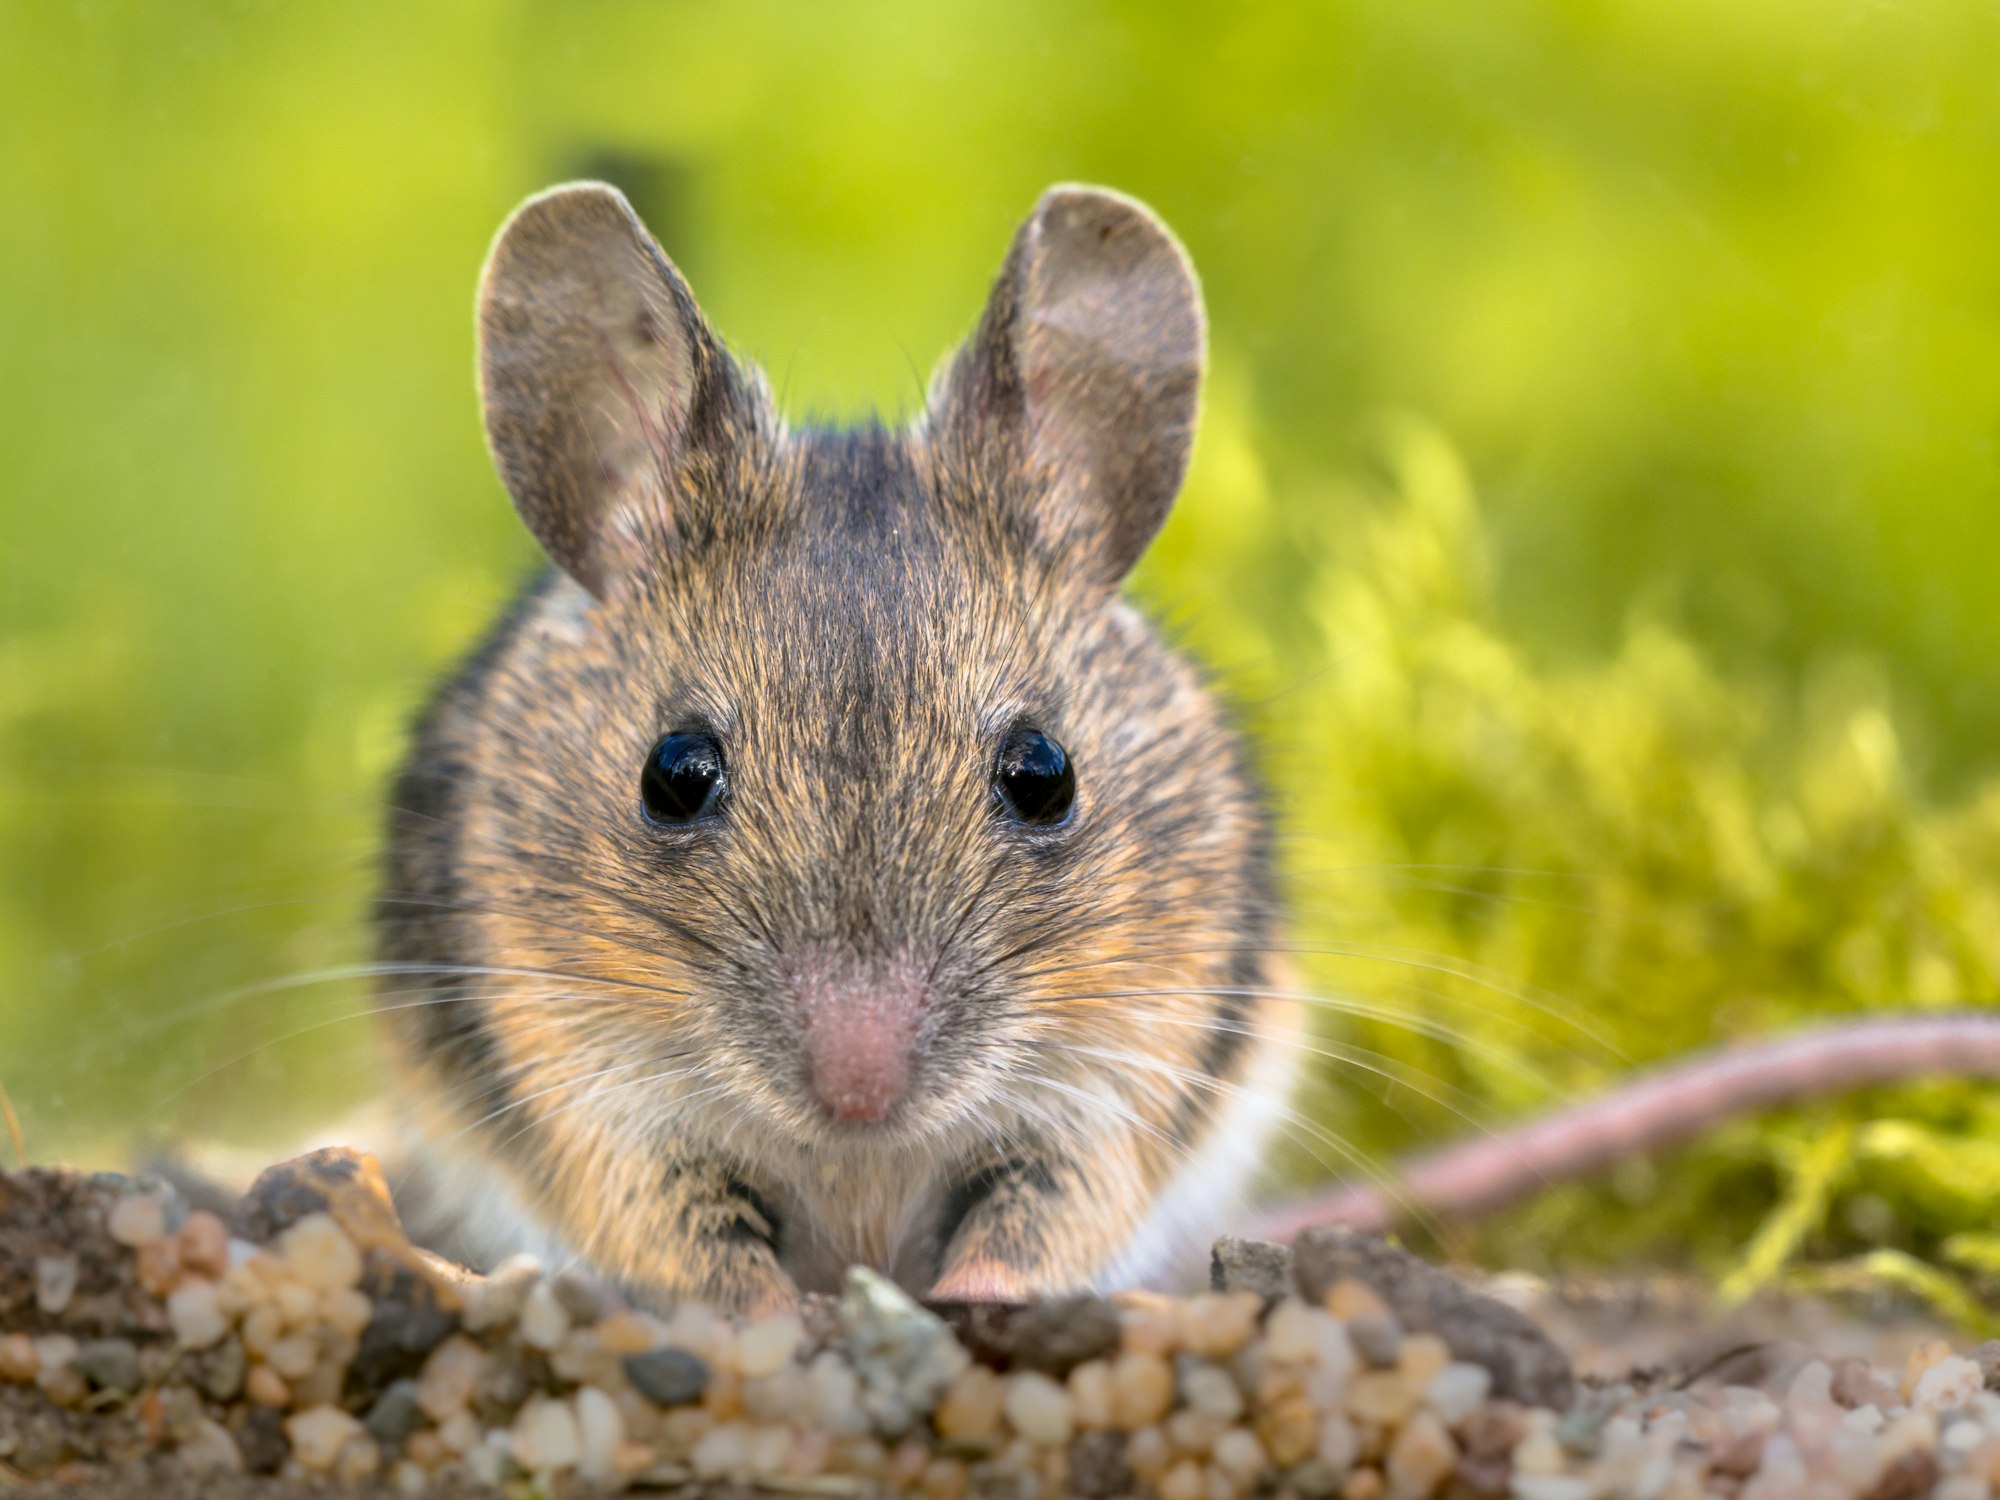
[[793, 957, 926, 1124]]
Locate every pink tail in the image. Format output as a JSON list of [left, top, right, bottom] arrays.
[[1252, 1012, 2000, 1242]]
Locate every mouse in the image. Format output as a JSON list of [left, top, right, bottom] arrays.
[[371, 181, 1302, 1313]]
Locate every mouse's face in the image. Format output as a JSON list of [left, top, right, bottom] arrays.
[[445, 422, 1269, 1168], [390, 185, 1277, 1258]]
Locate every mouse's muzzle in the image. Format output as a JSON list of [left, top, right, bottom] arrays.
[[789, 951, 929, 1125]]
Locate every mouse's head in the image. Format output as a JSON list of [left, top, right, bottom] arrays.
[[394, 182, 1274, 1185]]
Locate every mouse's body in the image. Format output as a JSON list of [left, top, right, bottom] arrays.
[[374, 183, 1299, 1312]]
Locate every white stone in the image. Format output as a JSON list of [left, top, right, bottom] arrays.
[[1785, 1359, 1833, 1407], [1913, 1356, 1982, 1413], [575, 1385, 624, 1483], [167, 1280, 228, 1350], [517, 1280, 571, 1352], [107, 1194, 167, 1247], [1181, 1362, 1245, 1422], [1317, 1412, 1359, 1473], [1262, 1299, 1319, 1363], [511, 1395, 582, 1473], [1842, 1404, 1885, 1434], [691, 1420, 755, 1479], [1004, 1371, 1074, 1446], [31, 1335, 77, 1382], [35, 1257, 78, 1316], [416, 1335, 488, 1421], [1212, 1427, 1267, 1483], [1509, 1478, 1597, 1500], [749, 1424, 794, 1475], [1425, 1361, 1492, 1426], [462, 1254, 540, 1333], [807, 1349, 868, 1437], [176, 1417, 243, 1474], [735, 1314, 804, 1377], [436, 1409, 480, 1455], [279, 1214, 362, 1292], [285, 1406, 363, 1472], [464, 1437, 508, 1487]]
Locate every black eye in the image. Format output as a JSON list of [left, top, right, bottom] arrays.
[[993, 728, 1076, 827], [641, 731, 728, 825]]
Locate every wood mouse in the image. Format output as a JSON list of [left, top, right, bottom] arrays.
[[373, 182, 1302, 1313], [364, 179, 2000, 1307]]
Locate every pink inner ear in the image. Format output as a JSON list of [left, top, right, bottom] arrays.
[[792, 956, 929, 1125]]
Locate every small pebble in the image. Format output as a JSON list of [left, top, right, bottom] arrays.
[[1386, 1408, 1457, 1495], [1181, 1361, 1246, 1423], [266, 1333, 318, 1382], [72, 1338, 143, 1397], [551, 1266, 615, 1323], [364, 1379, 426, 1443], [106, 1192, 167, 1247], [1003, 1370, 1074, 1446], [1426, 1361, 1492, 1426], [1263, 1298, 1320, 1364], [736, 1314, 805, 1377], [1510, 1477, 1596, 1500], [1256, 1394, 1320, 1466], [1316, 1410, 1359, 1471], [284, 1405, 363, 1471], [1397, 1332, 1451, 1384], [1177, 1292, 1262, 1359], [34, 1255, 78, 1316], [167, 1279, 228, 1350], [461, 1253, 540, 1332], [135, 1238, 182, 1296], [691, 1419, 755, 1479], [1112, 1350, 1177, 1429], [176, 1416, 244, 1474], [0, 1332, 40, 1383], [576, 1384, 625, 1482], [416, 1335, 488, 1419], [625, 1346, 711, 1405], [245, 1364, 290, 1408], [1212, 1425, 1267, 1484], [1345, 1368, 1419, 1427], [436, 1408, 480, 1455], [274, 1280, 318, 1326], [1159, 1457, 1205, 1500], [1914, 1356, 1983, 1413], [177, 1210, 231, 1277], [1347, 1315, 1403, 1369], [321, 1285, 374, 1339], [1324, 1279, 1391, 1323], [935, 1365, 1006, 1445], [512, 1394, 583, 1472], [518, 1279, 572, 1351], [1068, 1358, 1114, 1429], [278, 1213, 362, 1293], [593, 1309, 661, 1354], [197, 1338, 246, 1402]]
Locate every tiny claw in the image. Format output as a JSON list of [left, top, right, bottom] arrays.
[[929, 1257, 1031, 1304]]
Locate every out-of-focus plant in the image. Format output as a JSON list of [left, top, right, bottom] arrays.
[[6, 2, 2000, 1311], [1156, 402, 2000, 1300]]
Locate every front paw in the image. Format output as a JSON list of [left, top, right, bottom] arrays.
[[633, 1246, 799, 1317], [928, 1255, 1036, 1304]]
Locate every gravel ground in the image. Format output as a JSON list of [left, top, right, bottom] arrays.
[[1, 1150, 1997, 1499]]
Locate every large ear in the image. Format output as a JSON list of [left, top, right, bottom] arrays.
[[932, 185, 1206, 584], [477, 182, 742, 595]]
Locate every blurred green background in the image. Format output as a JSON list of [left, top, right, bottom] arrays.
[[6, 0, 2000, 1301]]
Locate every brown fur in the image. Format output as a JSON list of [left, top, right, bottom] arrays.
[[375, 183, 1299, 1311]]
